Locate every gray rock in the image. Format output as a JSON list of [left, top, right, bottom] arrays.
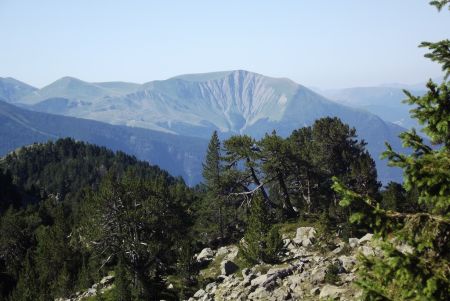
[[248, 287, 270, 300], [332, 242, 345, 254], [193, 289, 206, 298], [216, 246, 229, 257], [267, 267, 285, 275], [221, 260, 238, 276], [341, 273, 356, 283], [360, 245, 375, 257], [339, 255, 357, 272], [349, 237, 359, 248], [251, 274, 268, 287], [196, 248, 215, 264], [358, 233, 373, 244], [310, 267, 326, 284], [319, 284, 346, 299], [100, 275, 114, 286], [205, 282, 217, 294], [293, 227, 317, 247]]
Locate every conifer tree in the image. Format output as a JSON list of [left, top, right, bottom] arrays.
[[201, 131, 227, 241], [203, 131, 222, 192], [240, 195, 282, 264], [10, 252, 39, 301], [333, 2, 450, 299]]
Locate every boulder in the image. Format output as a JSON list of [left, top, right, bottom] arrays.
[[196, 248, 215, 264], [338, 255, 357, 272], [360, 245, 375, 257], [293, 227, 317, 247], [358, 233, 373, 244], [248, 287, 270, 300], [266, 267, 286, 275], [251, 274, 269, 287], [205, 282, 217, 294], [319, 284, 346, 300], [216, 246, 229, 257], [310, 267, 326, 284], [349, 237, 359, 248], [100, 275, 114, 286], [221, 260, 238, 276], [193, 289, 206, 298], [332, 242, 345, 254]]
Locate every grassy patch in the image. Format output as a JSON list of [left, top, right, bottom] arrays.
[[199, 253, 227, 282]]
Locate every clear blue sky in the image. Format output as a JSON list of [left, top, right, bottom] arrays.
[[1, 0, 449, 89]]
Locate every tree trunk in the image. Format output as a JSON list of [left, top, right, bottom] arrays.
[[277, 174, 297, 218]]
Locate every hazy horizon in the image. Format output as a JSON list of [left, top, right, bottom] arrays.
[[1, 0, 449, 89]]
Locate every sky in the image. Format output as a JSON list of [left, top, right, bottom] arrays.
[[0, 0, 449, 89]]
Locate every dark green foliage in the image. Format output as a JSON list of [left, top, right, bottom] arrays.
[[196, 131, 238, 244], [176, 241, 197, 284], [0, 138, 190, 300], [324, 262, 341, 285], [264, 226, 284, 264], [430, 0, 450, 11], [0, 170, 22, 213], [219, 118, 379, 222], [202, 131, 221, 191], [9, 252, 39, 301], [114, 259, 132, 301], [240, 196, 283, 264], [81, 171, 191, 299], [381, 182, 419, 212], [1, 138, 174, 206]]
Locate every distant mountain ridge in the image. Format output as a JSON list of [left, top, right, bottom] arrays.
[[321, 86, 426, 129], [0, 100, 207, 185], [2, 70, 411, 183], [0, 77, 37, 103]]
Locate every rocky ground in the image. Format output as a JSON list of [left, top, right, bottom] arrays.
[[187, 227, 379, 301], [56, 227, 383, 301], [55, 275, 115, 301]]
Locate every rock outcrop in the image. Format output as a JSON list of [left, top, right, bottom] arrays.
[[188, 228, 378, 301], [55, 275, 114, 301]]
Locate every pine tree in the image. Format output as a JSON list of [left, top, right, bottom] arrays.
[[200, 131, 227, 241], [203, 131, 222, 193], [333, 2, 450, 299]]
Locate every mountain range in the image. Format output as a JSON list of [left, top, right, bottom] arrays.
[[0, 99, 207, 185], [321, 86, 426, 130], [0, 70, 419, 184]]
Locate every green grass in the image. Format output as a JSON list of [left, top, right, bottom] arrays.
[[199, 253, 227, 281]]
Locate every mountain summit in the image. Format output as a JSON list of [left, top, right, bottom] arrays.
[[5, 70, 405, 183]]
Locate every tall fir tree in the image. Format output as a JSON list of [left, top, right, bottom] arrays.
[[199, 131, 236, 243]]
